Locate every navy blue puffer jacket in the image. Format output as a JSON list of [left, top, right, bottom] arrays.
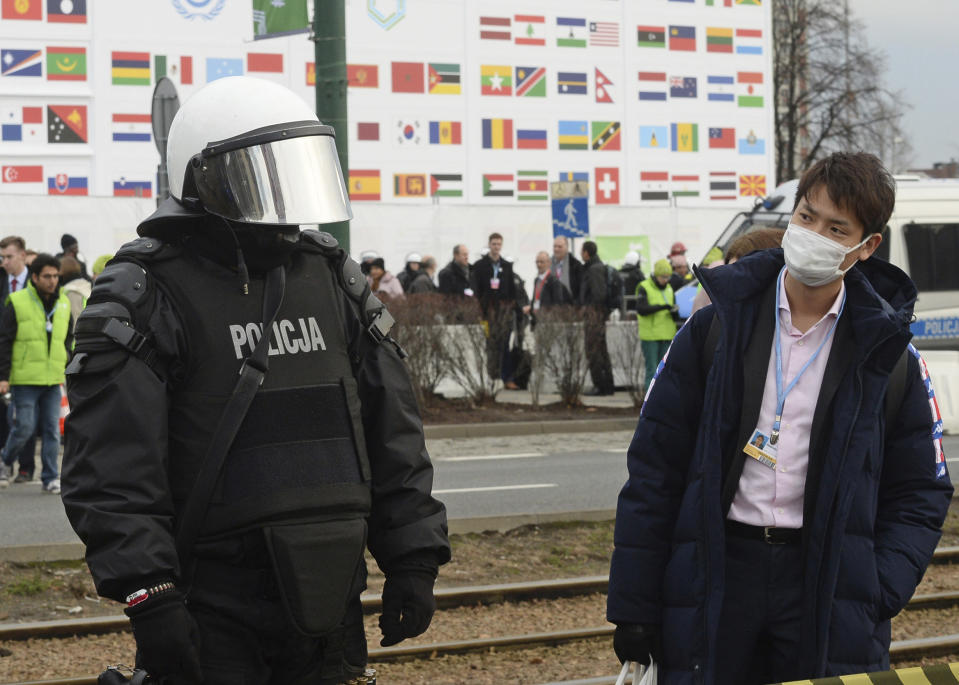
[[607, 249, 952, 683]]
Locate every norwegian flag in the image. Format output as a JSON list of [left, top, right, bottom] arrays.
[[909, 344, 947, 479]]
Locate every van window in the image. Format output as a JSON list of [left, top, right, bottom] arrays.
[[903, 223, 959, 291]]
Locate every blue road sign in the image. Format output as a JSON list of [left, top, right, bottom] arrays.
[[552, 196, 589, 238]]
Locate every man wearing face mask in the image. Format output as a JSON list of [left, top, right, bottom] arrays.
[[61, 77, 449, 684], [608, 152, 951, 684]]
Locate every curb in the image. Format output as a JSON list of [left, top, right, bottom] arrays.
[[0, 511, 618, 563], [424, 417, 636, 439]]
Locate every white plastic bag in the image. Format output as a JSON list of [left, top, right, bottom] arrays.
[[615, 660, 658, 685]]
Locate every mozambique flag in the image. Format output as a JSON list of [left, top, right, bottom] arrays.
[[46, 46, 86, 81], [428, 63, 461, 94], [112, 51, 150, 85]]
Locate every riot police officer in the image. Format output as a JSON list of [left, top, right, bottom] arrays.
[[62, 77, 450, 684]]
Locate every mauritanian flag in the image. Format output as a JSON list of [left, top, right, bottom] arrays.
[[46, 46, 86, 81], [349, 169, 381, 201]]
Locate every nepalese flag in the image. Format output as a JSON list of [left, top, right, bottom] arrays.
[[47, 173, 88, 195], [910, 344, 948, 480], [1, 48, 42, 77]]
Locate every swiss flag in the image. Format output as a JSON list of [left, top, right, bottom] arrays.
[[594, 167, 620, 204]]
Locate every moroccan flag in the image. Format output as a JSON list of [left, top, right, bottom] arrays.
[[2, 0, 41, 19], [349, 170, 381, 201], [46, 46, 86, 81], [391, 62, 424, 93], [252, 0, 309, 39], [347, 64, 378, 88], [47, 105, 87, 143]]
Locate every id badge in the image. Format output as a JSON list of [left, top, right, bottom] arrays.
[[533, 299, 541, 311], [743, 428, 778, 469], [490, 277, 501, 290], [45, 321, 53, 333]]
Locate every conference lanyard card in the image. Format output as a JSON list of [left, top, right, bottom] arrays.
[[743, 428, 778, 469], [490, 277, 501, 290]]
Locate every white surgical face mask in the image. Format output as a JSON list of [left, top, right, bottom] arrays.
[[782, 222, 869, 287]]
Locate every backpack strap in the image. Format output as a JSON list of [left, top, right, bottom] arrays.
[[884, 347, 909, 432]]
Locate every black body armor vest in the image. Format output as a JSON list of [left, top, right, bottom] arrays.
[[125, 243, 371, 538]]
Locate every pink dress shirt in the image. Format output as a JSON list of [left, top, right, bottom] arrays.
[[727, 273, 846, 529]]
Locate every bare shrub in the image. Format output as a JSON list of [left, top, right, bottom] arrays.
[[608, 323, 645, 408], [439, 297, 503, 405], [533, 306, 590, 407], [387, 293, 449, 407]]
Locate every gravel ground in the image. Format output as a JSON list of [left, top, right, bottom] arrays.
[[2, 594, 958, 684]]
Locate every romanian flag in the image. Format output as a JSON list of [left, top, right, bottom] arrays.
[[481, 118, 513, 149], [112, 51, 150, 86], [349, 170, 381, 201]]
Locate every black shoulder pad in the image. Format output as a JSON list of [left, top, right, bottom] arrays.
[[300, 230, 340, 254], [114, 236, 176, 262], [339, 255, 367, 302], [89, 262, 150, 308]]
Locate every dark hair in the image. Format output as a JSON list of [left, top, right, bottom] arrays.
[[582, 240, 597, 258], [0, 236, 25, 251], [725, 228, 785, 263], [30, 253, 60, 276], [59, 255, 82, 280], [60, 233, 78, 250], [794, 152, 895, 237], [369, 257, 385, 271], [488, 232, 503, 243], [453, 244, 465, 257]]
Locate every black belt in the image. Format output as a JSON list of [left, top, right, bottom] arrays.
[[726, 520, 802, 545]]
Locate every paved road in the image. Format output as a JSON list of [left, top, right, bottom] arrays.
[[1, 433, 957, 549]]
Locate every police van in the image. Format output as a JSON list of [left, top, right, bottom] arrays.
[[692, 175, 959, 433]]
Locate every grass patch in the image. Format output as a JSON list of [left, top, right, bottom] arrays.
[[6, 573, 52, 597]]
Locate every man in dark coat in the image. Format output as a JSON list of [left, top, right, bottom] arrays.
[[619, 251, 645, 313], [607, 152, 952, 684], [551, 235, 583, 303], [579, 241, 614, 396], [470, 233, 518, 388], [524, 251, 569, 322], [408, 256, 437, 294], [437, 244, 472, 297], [396, 252, 421, 293]]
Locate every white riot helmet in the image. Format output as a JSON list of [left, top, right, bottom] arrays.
[[163, 76, 351, 227], [623, 251, 640, 267]]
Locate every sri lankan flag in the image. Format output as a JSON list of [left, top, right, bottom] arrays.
[[739, 174, 766, 197]]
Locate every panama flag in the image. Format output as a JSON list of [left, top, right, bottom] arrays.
[[1, 106, 43, 142], [1, 48, 42, 77]]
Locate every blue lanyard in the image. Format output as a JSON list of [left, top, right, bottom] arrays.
[[770, 267, 845, 444], [492, 262, 501, 279]]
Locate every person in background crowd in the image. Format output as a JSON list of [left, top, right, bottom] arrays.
[[91, 254, 113, 281], [60, 256, 91, 330], [669, 241, 687, 259], [438, 245, 473, 298], [24, 250, 36, 266], [551, 236, 583, 303], [57, 234, 91, 282], [367, 257, 405, 301], [691, 229, 785, 316], [397, 252, 422, 293], [635, 259, 677, 392], [580, 241, 615, 396], [524, 251, 568, 323], [409, 256, 438, 294], [471, 233, 518, 389], [0, 254, 72, 493], [619, 251, 645, 313], [359, 250, 380, 276], [608, 152, 951, 684], [668, 254, 694, 294], [0, 235, 37, 484]]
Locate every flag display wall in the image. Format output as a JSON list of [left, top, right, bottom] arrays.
[[0, 0, 772, 206]]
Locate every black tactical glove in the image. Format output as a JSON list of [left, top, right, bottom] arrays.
[[613, 623, 663, 666], [379, 565, 438, 647], [125, 591, 203, 682]]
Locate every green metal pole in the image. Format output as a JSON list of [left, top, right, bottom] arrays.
[[313, 0, 350, 252]]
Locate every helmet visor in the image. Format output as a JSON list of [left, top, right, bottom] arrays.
[[193, 134, 352, 226]]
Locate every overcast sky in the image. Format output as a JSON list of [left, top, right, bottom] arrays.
[[849, 0, 959, 170]]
